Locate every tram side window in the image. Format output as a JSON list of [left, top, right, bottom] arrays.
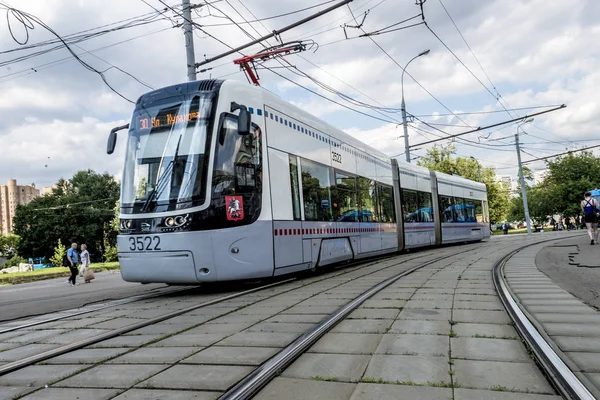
[[418, 191, 434, 222], [402, 189, 418, 223], [465, 199, 477, 222], [378, 184, 396, 223], [453, 197, 466, 222], [289, 156, 301, 221], [333, 172, 357, 222], [476, 201, 483, 222], [439, 196, 454, 223], [300, 159, 332, 221], [357, 177, 379, 222]]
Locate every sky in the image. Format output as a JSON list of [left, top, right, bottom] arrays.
[[1, 0, 599, 190]]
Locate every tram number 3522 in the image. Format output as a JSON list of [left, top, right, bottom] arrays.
[[128, 236, 161, 251], [332, 151, 342, 164]]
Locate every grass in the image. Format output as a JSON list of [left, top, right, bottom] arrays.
[[361, 378, 460, 388], [311, 376, 335, 382], [0, 262, 120, 285]]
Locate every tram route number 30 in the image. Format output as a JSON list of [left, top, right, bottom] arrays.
[[128, 236, 161, 251], [332, 151, 342, 164]]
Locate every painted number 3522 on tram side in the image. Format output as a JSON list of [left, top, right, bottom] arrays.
[[106, 79, 490, 284]]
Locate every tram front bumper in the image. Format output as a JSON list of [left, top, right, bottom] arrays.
[[118, 250, 203, 284]]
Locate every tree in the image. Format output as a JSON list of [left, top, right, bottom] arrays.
[[508, 186, 553, 229], [13, 170, 120, 261], [541, 152, 600, 216], [0, 234, 20, 257], [417, 144, 510, 224]]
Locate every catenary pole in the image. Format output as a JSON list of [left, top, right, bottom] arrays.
[[182, 0, 197, 81], [515, 132, 532, 235]]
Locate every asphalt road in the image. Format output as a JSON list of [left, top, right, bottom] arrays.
[[536, 234, 600, 310], [0, 271, 167, 322]]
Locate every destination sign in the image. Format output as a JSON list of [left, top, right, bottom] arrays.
[[138, 111, 199, 130]]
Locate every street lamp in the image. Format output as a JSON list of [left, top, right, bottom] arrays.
[[470, 156, 482, 182], [515, 118, 534, 235], [401, 49, 430, 163]]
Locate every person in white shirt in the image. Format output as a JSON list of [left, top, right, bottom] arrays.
[[79, 244, 91, 281]]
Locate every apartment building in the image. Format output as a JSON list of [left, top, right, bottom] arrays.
[[0, 179, 40, 235]]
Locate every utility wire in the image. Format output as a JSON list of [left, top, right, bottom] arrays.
[[0, 2, 139, 103]]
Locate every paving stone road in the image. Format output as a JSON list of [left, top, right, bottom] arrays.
[[0, 232, 588, 400]]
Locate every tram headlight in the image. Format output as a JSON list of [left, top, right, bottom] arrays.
[[160, 214, 190, 230], [119, 219, 133, 231]]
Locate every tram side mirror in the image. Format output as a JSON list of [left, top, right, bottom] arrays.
[[107, 131, 117, 155], [231, 102, 251, 135], [107, 123, 130, 155]]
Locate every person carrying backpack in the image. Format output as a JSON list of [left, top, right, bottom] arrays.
[[63, 243, 80, 286], [581, 192, 599, 245]]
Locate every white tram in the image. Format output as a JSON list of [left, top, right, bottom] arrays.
[[106, 79, 490, 284]]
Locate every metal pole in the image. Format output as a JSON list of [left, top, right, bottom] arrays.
[[402, 98, 410, 163], [182, 0, 196, 81], [515, 133, 532, 235], [477, 166, 481, 182]]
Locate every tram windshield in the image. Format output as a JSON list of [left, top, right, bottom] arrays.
[[121, 94, 213, 213]]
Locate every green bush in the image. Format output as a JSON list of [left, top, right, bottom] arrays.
[[1, 255, 27, 269], [50, 240, 67, 267], [104, 245, 118, 262]]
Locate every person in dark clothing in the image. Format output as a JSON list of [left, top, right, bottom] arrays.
[[66, 243, 80, 286]]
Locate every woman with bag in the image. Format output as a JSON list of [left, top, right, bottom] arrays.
[[581, 192, 599, 245], [79, 244, 94, 283]]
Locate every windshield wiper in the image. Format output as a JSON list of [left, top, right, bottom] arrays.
[[141, 136, 182, 212]]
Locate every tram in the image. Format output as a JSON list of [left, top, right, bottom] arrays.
[[106, 79, 490, 284]]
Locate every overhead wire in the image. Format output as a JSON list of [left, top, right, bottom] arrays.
[[0, 2, 139, 103]]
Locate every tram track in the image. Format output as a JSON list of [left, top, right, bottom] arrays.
[[0, 245, 460, 379], [216, 234, 590, 400], [493, 237, 595, 400]]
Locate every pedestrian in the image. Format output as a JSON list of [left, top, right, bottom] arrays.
[[502, 222, 509, 235], [79, 244, 91, 282], [565, 217, 571, 230], [66, 243, 79, 286], [581, 191, 599, 245], [558, 217, 564, 231]]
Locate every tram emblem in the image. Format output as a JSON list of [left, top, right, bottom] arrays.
[[226, 195, 244, 221]]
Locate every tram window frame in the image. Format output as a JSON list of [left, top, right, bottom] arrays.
[[299, 158, 332, 222], [475, 200, 483, 222], [439, 195, 454, 223], [453, 197, 466, 222], [289, 156, 301, 221], [418, 191, 434, 222], [401, 189, 418, 223], [332, 171, 358, 222], [465, 198, 477, 222], [357, 177, 379, 223], [378, 184, 396, 223]]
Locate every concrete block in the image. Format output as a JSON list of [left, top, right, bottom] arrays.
[[398, 308, 452, 321], [6, 330, 67, 344], [0, 365, 85, 388], [183, 346, 278, 366], [331, 319, 393, 334], [218, 332, 298, 347], [57, 364, 167, 389], [453, 359, 554, 394], [150, 334, 226, 347], [451, 337, 530, 362], [389, 320, 450, 335], [112, 389, 220, 399], [452, 310, 511, 325], [453, 323, 518, 339], [137, 365, 253, 391], [453, 301, 503, 311], [0, 387, 36, 400], [88, 334, 162, 348], [264, 314, 325, 324], [0, 343, 60, 362], [309, 333, 383, 355], [553, 336, 600, 352], [282, 353, 370, 382], [454, 388, 562, 399], [42, 348, 129, 364], [247, 322, 316, 333], [543, 323, 600, 337], [375, 334, 448, 357], [566, 352, 600, 372], [185, 323, 254, 334], [19, 388, 120, 400], [363, 355, 450, 385], [361, 300, 406, 309], [41, 329, 109, 344], [107, 347, 199, 364], [350, 383, 452, 400], [348, 308, 400, 320], [255, 377, 356, 400]]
